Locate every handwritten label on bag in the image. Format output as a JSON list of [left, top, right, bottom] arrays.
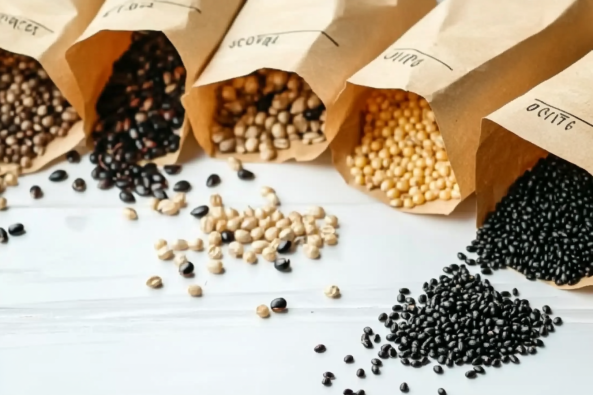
[[383, 48, 452, 71], [228, 30, 339, 49], [103, 0, 201, 18], [524, 99, 593, 131], [0, 13, 53, 36]]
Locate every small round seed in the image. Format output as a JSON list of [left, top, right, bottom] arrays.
[[188, 284, 202, 297], [171, 239, 188, 251], [154, 239, 167, 250], [228, 241, 244, 258], [66, 150, 81, 163], [8, 223, 25, 236], [542, 305, 552, 314], [265, 193, 280, 206], [303, 244, 320, 259], [371, 365, 380, 375], [4, 173, 17, 186], [149, 198, 160, 211], [465, 370, 477, 379], [553, 317, 563, 325], [208, 245, 223, 259], [344, 355, 354, 363], [260, 186, 275, 196], [163, 164, 182, 175], [172, 192, 186, 208], [49, 169, 68, 182], [438, 389, 447, 395], [324, 285, 340, 298], [190, 205, 209, 218], [210, 194, 223, 207], [221, 230, 234, 244], [0, 197, 6, 210], [356, 368, 365, 378], [208, 231, 222, 246], [179, 261, 194, 277], [72, 178, 86, 192], [399, 383, 409, 393], [256, 304, 270, 318], [119, 191, 135, 203], [146, 276, 163, 289], [433, 365, 443, 374], [243, 250, 257, 264], [343, 390, 353, 395], [321, 377, 331, 386], [173, 180, 191, 192], [251, 240, 269, 253], [207, 260, 224, 274], [262, 246, 277, 262], [188, 238, 204, 251], [30, 185, 43, 199], [271, 297, 287, 312], [158, 200, 179, 215], [206, 174, 221, 187], [0, 228, 7, 243], [157, 246, 174, 260], [123, 207, 138, 220], [308, 206, 325, 219], [273, 257, 290, 272], [227, 157, 242, 171], [174, 254, 188, 266]]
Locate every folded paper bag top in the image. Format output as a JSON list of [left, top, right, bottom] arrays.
[[184, 0, 435, 163], [327, 0, 593, 215], [65, 0, 244, 165], [0, 0, 104, 175]]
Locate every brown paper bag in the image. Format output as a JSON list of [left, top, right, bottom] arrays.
[[329, 0, 593, 215], [0, 0, 105, 175], [185, 0, 435, 163], [477, 50, 593, 290], [65, 0, 244, 165]]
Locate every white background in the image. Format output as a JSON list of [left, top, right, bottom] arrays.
[[1, 148, 592, 395]]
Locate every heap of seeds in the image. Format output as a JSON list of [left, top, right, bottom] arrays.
[[0, 50, 79, 168], [347, 89, 459, 209], [211, 68, 326, 160], [89, 31, 185, 201], [469, 155, 593, 286]]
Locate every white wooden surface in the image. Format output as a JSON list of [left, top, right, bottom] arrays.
[[0, 150, 591, 395]]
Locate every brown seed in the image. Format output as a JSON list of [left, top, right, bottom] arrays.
[[146, 276, 163, 289]]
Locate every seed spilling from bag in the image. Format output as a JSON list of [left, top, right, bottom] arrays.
[[210, 69, 327, 161], [347, 89, 459, 209]]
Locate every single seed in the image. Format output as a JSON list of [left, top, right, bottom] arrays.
[[49, 169, 68, 182], [0, 197, 6, 210], [256, 304, 270, 318], [210, 194, 222, 207], [356, 368, 365, 378], [356, 391, 365, 395], [221, 230, 234, 244], [321, 377, 331, 386], [206, 174, 221, 187], [274, 257, 290, 272], [154, 239, 167, 250], [473, 365, 485, 374], [207, 260, 224, 274], [123, 207, 138, 220], [119, 191, 135, 203], [371, 365, 380, 375], [171, 239, 188, 251], [438, 389, 447, 395], [323, 372, 335, 380], [157, 246, 174, 260], [173, 180, 191, 192], [208, 245, 223, 259], [465, 370, 477, 379], [344, 355, 354, 363], [371, 358, 382, 366], [146, 276, 163, 289], [373, 334, 381, 343], [303, 244, 320, 259], [343, 390, 353, 395], [190, 205, 209, 218], [276, 239, 292, 254], [188, 238, 204, 251], [66, 150, 81, 163], [271, 297, 287, 312], [399, 288, 410, 294], [8, 223, 25, 236], [163, 164, 182, 175], [228, 241, 244, 258], [4, 173, 17, 186], [262, 246, 277, 262], [433, 365, 443, 374], [243, 250, 257, 264], [553, 317, 563, 325], [237, 168, 255, 180], [0, 227, 8, 243], [188, 284, 202, 297], [30, 185, 43, 199], [72, 178, 86, 192], [324, 285, 340, 299], [174, 254, 188, 266], [209, 231, 222, 246], [542, 305, 552, 314], [172, 192, 186, 208], [227, 157, 242, 171], [400, 383, 409, 393], [512, 288, 519, 296]]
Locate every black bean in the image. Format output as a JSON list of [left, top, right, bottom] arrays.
[[397, 293, 405, 303], [501, 291, 511, 298], [405, 297, 415, 304], [418, 294, 427, 304], [119, 190, 135, 203], [400, 382, 409, 393], [457, 252, 466, 261], [438, 389, 447, 395], [389, 348, 397, 358], [389, 312, 399, 320], [273, 258, 290, 272], [373, 334, 381, 343], [400, 358, 410, 366], [237, 168, 255, 180], [135, 184, 151, 197], [206, 174, 221, 187], [512, 288, 519, 296], [378, 312, 388, 322], [221, 230, 234, 244], [465, 370, 477, 379], [542, 305, 552, 314], [473, 366, 485, 374], [313, 344, 326, 353], [49, 170, 68, 182], [163, 165, 181, 175], [72, 178, 86, 192], [343, 390, 353, 395], [115, 178, 132, 190], [363, 327, 373, 335], [392, 304, 403, 311], [323, 372, 335, 380], [399, 288, 410, 295], [98, 179, 114, 190], [173, 180, 191, 192], [152, 189, 168, 200], [553, 317, 563, 325], [30, 185, 43, 199], [509, 355, 520, 364], [277, 239, 292, 254], [178, 261, 194, 277], [66, 150, 81, 163], [190, 205, 209, 218], [369, 358, 382, 367], [344, 355, 354, 363], [0, 227, 7, 242], [271, 297, 287, 312], [371, 365, 380, 375], [481, 268, 492, 275], [321, 377, 331, 386], [8, 223, 25, 236], [355, 391, 365, 395], [433, 365, 443, 374], [492, 359, 501, 367], [411, 360, 422, 368], [356, 368, 365, 378]]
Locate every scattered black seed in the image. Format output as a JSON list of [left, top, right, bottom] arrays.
[[389, 348, 397, 358], [378, 313, 388, 322], [512, 288, 519, 296], [72, 178, 87, 192], [0, 227, 8, 242], [542, 305, 552, 314], [49, 169, 68, 182], [363, 327, 373, 335], [271, 297, 287, 312], [356, 369, 365, 378], [438, 389, 447, 395], [411, 360, 422, 368], [481, 268, 492, 275], [152, 189, 168, 200], [66, 150, 81, 163], [277, 239, 292, 254], [399, 288, 410, 295], [135, 184, 151, 196], [457, 252, 466, 261], [371, 365, 380, 375], [274, 258, 291, 272], [98, 179, 114, 190], [343, 390, 353, 395], [314, 344, 326, 353], [119, 190, 136, 203], [493, 359, 501, 367], [392, 304, 403, 311], [321, 377, 331, 386], [465, 370, 477, 379], [501, 291, 511, 298], [221, 230, 234, 244], [553, 317, 563, 325], [433, 365, 443, 374], [373, 334, 381, 343], [8, 223, 25, 236], [371, 358, 382, 367], [206, 174, 221, 187], [361, 340, 373, 349], [418, 294, 427, 304], [356, 391, 365, 395], [30, 185, 43, 199], [190, 205, 209, 218], [237, 168, 255, 180], [115, 178, 132, 190], [400, 383, 409, 393], [389, 312, 399, 320], [473, 366, 485, 374], [179, 261, 194, 276], [323, 372, 335, 380], [173, 180, 191, 192], [509, 355, 520, 364], [344, 355, 354, 363], [163, 165, 181, 175], [397, 293, 405, 303], [400, 358, 410, 366]]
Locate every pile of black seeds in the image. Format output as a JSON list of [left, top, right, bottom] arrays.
[[468, 155, 593, 286], [89, 31, 186, 201]]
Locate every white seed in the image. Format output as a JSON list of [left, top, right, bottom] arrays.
[[0, 197, 6, 210], [188, 284, 203, 297], [260, 186, 275, 197], [174, 253, 188, 266], [252, 240, 269, 254], [262, 204, 276, 215], [227, 156, 242, 171], [292, 222, 306, 236], [256, 304, 270, 318], [241, 217, 258, 231], [158, 199, 179, 215], [146, 276, 163, 289], [251, 227, 264, 240], [323, 233, 338, 246], [208, 231, 222, 246], [324, 215, 338, 227], [157, 246, 174, 260], [320, 225, 336, 236], [121, 207, 137, 220], [154, 239, 167, 250], [172, 192, 187, 208], [324, 285, 341, 298], [269, 238, 281, 251], [308, 206, 325, 219], [149, 198, 160, 211], [215, 219, 227, 232], [265, 193, 280, 206], [270, 210, 284, 222], [208, 245, 223, 259], [303, 215, 316, 225], [229, 241, 244, 258], [254, 207, 267, 219], [210, 194, 223, 207], [288, 211, 302, 223], [264, 226, 280, 241], [235, 229, 252, 244], [227, 217, 241, 232], [207, 260, 224, 274], [244, 206, 255, 217], [201, 216, 215, 233], [259, 217, 273, 230], [171, 239, 189, 251], [243, 250, 257, 264], [262, 246, 277, 262], [308, 234, 323, 248], [303, 244, 320, 259], [210, 206, 225, 219], [279, 228, 295, 242], [4, 173, 17, 186], [305, 223, 318, 235], [225, 207, 239, 219], [275, 218, 291, 229], [188, 238, 204, 251]]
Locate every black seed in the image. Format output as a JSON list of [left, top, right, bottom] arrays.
[[206, 174, 221, 187], [8, 223, 25, 236], [481, 268, 492, 275], [457, 252, 467, 261], [373, 334, 381, 343], [356, 369, 365, 378], [392, 304, 403, 311], [438, 389, 447, 395], [512, 288, 519, 296], [363, 327, 373, 335], [322, 377, 331, 386], [465, 370, 477, 379], [163, 165, 181, 175], [98, 179, 114, 190], [371, 358, 382, 366], [509, 355, 520, 364], [0, 227, 7, 242], [378, 313, 388, 322], [277, 239, 292, 254], [314, 344, 326, 353], [323, 372, 335, 380], [389, 312, 399, 320], [135, 184, 151, 197], [501, 291, 511, 298], [411, 360, 422, 368], [343, 390, 353, 395], [397, 293, 405, 303], [389, 348, 397, 358], [179, 261, 194, 276], [190, 205, 209, 218], [344, 355, 354, 363], [72, 178, 87, 192], [152, 189, 167, 200], [371, 365, 380, 375], [542, 305, 552, 314], [433, 365, 443, 374], [271, 297, 287, 312], [473, 366, 485, 374], [119, 190, 135, 203], [553, 317, 563, 325], [49, 170, 68, 182], [274, 258, 291, 272], [399, 288, 410, 295], [237, 168, 255, 180], [418, 294, 427, 304], [400, 382, 409, 393], [30, 185, 43, 199], [401, 358, 410, 366], [66, 150, 81, 163], [221, 230, 234, 244], [492, 359, 501, 367], [356, 391, 365, 395], [173, 180, 191, 192]]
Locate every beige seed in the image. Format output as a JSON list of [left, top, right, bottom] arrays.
[[264, 226, 280, 241], [243, 250, 257, 264], [241, 217, 258, 231], [157, 246, 174, 260], [188, 284, 203, 297], [269, 238, 281, 251], [323, 233, 338, 246], [320, 225, 336, 236], [208, 245, 223, 259], [244, 206, 255, 217], [146, 276, 163, 289], [303, 215, 316, 225], [324, 215, 338, 227], [234, 229, 252, 244], [210, 194, 223, 207], [308, 234, 323, 248], [4, 173, 17, 186], [210, 206, 225, 219], [303, 244, 320, 259], [262, 246, 277, 262], [305, 223, 318, 235], [158, 199, 179, 215], [225, 207, 239, 218], [229, 241, 244, 258], [188, 238, 204, 251], [275, 218, 292, 229], [123, 207, 138, 220], [227, 217, 241, 232], [308, 206, 325, 219], [324, 285, 341, 298], [265, 193, 280, 206], [259, 217, 273, 230], [174, 254, 188, 266], [149, 197, 160, 211], [154, 239, 167, 250], [260, 186, 275, 196], [201, 217, 215, 233], [172, 192, 186, 208], [227, 156, 242, 171], [279, 228, 295, 242], [208, 231, 222, 246], [254, 207, 267, 219], [0, 197, 6, 210], [250, 227, 264, 240], [292, 222, 306, 236], [262, 204, 276, 216], [171, 239, 188, 251], [270, 210, 284, 222], [207, 260, 224, 274], [288, 211, 302, 223], [256, 304, 270, 318], [215, 219, 227, 232], [251, 240, 269, 254]]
